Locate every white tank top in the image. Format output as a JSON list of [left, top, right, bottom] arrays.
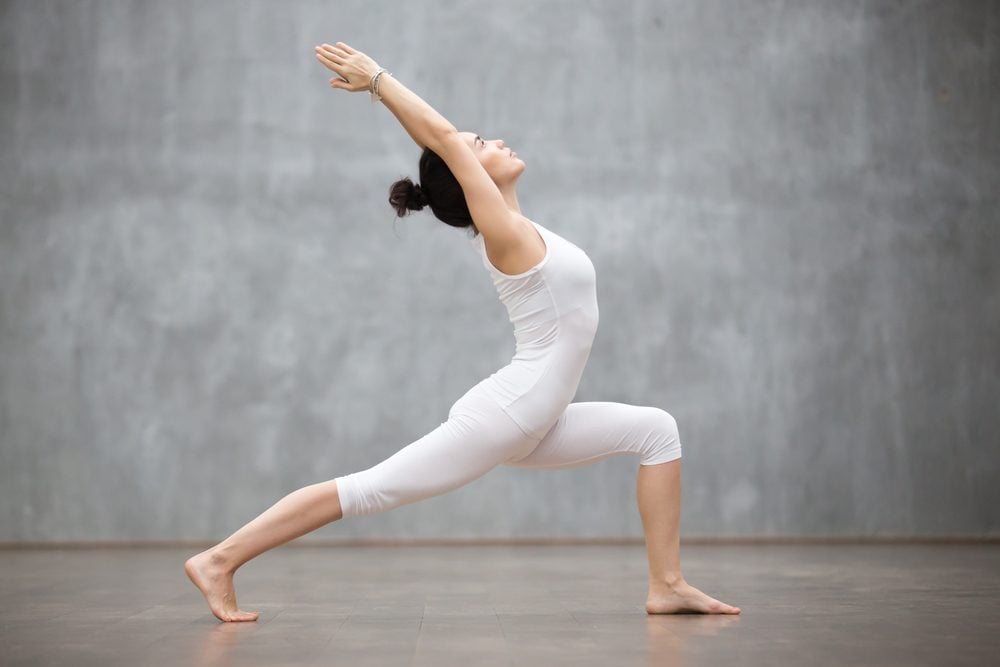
[[469, 220, 600, 439]]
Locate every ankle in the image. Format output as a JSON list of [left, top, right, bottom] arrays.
[[649, 572, 686, 589], [206, 545, 240, 574]]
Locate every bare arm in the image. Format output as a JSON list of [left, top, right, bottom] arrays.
[[376, 74, 454, 153], [314, 41, 520, 248], [314, 42, 453, 153]]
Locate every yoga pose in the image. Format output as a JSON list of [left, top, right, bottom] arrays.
[[185, 41, 741, 622]]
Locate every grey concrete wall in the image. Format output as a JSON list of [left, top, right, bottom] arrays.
[[1, 0, 997, 542]]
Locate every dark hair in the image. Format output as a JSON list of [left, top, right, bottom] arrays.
[[388, 147, 479, 236]]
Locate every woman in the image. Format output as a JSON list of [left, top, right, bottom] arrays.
[[184, 41, 741, 622]]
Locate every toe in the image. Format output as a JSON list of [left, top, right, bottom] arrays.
[[705, 599, 725, 613]]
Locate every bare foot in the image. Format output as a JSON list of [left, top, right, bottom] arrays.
[[184, 550, 260, 622], [646, 580, 741, 615]]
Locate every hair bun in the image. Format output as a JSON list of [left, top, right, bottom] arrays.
[[388, 176, 429, 217], [412, 183, 429, 209]]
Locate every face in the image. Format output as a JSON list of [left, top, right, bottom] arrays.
[[460, 131, 525, 187]]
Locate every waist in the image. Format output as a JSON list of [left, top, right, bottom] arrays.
[[509, 305, 599, 353]]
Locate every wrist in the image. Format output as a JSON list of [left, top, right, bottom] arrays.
[[368, 67, 391, 102], [366, 66, 382, 90]]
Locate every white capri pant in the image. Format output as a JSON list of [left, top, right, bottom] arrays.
[[334, 384, 682, 518]]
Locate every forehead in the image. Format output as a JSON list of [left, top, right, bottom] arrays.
[[459, 131, 478, 144]]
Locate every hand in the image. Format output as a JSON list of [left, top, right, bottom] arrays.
[[314, 42, 381, 92]]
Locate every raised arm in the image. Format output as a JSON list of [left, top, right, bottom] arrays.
[[314, 42, 520, 249]]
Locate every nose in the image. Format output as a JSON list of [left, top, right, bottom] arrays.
[[496, 139, 504, 148]]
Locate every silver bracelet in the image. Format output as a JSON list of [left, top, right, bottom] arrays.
[[369, 67, 390, 104]]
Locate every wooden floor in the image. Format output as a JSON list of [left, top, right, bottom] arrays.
[[1, 543, 997, 666]]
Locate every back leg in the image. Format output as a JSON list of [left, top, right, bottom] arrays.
[[336, 392, 537, 517]]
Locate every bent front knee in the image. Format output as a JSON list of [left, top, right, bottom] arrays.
[[639, 407, 682, 466]]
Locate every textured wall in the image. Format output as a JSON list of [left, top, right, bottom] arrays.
[[1, 0, 997, 542]]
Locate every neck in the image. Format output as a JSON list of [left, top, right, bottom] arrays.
[[499, 184, 522, 215]]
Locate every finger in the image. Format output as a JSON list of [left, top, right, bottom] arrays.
[[319, 43, 349, 59], [314, 51, 344, 72], [315, 46, 345, 65], [336, 41, 357, 54]]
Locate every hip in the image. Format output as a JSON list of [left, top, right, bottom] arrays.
[[456, 377, 568, 441], [448, 381, 543, 462]]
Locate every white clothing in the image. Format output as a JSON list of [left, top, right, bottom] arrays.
[[469, 220, 600, 440], [334, 221, 681, 518]]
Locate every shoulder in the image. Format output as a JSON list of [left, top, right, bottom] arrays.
[[481, 215, 547, 276], [479, 214, 538, 253]]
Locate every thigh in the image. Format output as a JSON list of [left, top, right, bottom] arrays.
[[504, 401, 682, 469], [336, 385, 537, 516]]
